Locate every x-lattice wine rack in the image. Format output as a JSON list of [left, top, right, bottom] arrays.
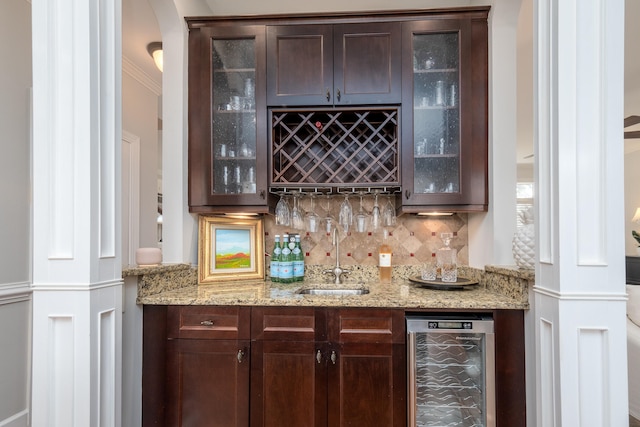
[[270, 107, 400, 190]]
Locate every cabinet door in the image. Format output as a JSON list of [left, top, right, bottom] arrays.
[[333, 22, 402, 105], [326, 308, 406, 427], [400, 16, 488, 212], [251, 307, 327, 426], [188, 25, 273, 213], [327, 342, 406, 427], [250, 340, 328, 427], [266, 23, 402, 106], [166, 339, 250, 427], [266, 25, 333, 106]]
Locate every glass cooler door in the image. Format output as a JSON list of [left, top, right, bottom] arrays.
[[407, 317, 495, 427]]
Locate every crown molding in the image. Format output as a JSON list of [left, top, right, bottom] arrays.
[[122, 55, 162, 96]]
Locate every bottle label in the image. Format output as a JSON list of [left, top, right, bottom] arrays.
[[270, 261, 279, 279], [292, 247, 301, 255], [280, 261, 293, 280], [379, 253, 391, 267], [274, 248, 281, 256], [282, 247, 291, 256], [293, 261, 304, 278]]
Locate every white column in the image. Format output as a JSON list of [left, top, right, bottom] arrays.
[[534, 1, 627, 426], [31, 0, 123, 426]]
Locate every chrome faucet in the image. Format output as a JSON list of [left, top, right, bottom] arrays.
[[324, 228, 350, 284]]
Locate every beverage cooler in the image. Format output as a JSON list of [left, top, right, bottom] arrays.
[[406, 315, 495, 427]]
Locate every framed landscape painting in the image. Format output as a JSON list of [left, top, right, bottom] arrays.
[[198, 215, 264, 284]]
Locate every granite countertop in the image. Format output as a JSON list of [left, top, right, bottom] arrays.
[[126, 264, 531, 310]]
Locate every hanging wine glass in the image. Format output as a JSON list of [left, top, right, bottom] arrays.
[[370, 191, 382, 232], [323, 193, 335, 233], [383, 194, 397, 227], [338, 193, 353, 233], [304, 194, 320, 233], [275, 193, 290, 226], [291, 192, 305, 230], [355, 192, 369, 233]]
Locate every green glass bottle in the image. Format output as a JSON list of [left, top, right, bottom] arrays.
[[270, 235, 281, 282], [280, 233, 293, 283], [293, 234, 305, 282]]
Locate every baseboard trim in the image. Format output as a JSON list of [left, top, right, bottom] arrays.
[[0, 410, 29, 427]]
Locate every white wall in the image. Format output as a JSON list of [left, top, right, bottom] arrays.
[[0, 0, 32, 426], [122, 70, 161, 259]]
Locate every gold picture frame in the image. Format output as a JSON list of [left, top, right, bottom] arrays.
[[198, 215, 264, 284]]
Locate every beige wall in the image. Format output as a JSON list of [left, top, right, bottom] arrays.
[[0, 0, 32, 425]]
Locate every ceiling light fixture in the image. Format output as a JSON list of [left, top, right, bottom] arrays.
[[146, 42, 163, 72]]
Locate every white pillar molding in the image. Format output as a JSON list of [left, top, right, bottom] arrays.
[[31, 0, 123, 425], [534, 0, 627, 425]]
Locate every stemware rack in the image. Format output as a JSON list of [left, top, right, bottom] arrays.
[[270, 107, 400, 190]]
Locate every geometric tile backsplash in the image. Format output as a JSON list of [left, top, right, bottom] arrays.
[[263, 195, 468, 267]]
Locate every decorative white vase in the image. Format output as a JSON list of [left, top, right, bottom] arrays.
[[512, 208, 535, 270]]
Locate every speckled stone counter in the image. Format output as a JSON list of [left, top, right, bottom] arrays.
[[123, 263, 532, 310]]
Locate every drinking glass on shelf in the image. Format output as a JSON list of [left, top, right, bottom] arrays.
[[291, 193, 305, 230], [275, 193, 290, 226], [338, 193, 353, 233], [370, 192, 382, 232], [304, 194, 320, 233], [355, 192, 369, 233], [383, 194, 396, 227]]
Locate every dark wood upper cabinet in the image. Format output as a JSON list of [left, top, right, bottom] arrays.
[[187, 8, 488, 213], [266, 22, 402, 106], [399, 14, 488, 212], [187, 24, 275, 214]]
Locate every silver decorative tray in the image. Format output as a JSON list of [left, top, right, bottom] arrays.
[[408, 276, 479, 290]]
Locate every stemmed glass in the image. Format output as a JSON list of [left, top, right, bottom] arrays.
[[304, 194, 320, 233], [338, 193, 353, 233], [383, 194, 397, 227], [291, 193, 305, 230], [355, 192, 369, 233], [323, 194, 335, 233], [370, 192, 382, 232], [275, 193, 290, 226]]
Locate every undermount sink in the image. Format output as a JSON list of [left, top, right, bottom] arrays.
[[296, 287, 370, 296]]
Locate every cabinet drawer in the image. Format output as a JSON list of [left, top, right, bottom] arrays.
[[167, 306, 250, 340], [251, 307, 325, 341], [328, 308, 405, 344]]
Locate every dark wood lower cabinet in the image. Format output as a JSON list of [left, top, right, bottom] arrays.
[[250, 340, 328, 427], [166, 339, 250, 427], [143, 305, 525, 427], [250, 307, 405, 427], [328, 342, 406, 427]]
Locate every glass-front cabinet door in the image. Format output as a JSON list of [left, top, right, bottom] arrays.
[[188, 24, 271, 213], [400, 17, 488, 212], [412, 31, 460, 195]]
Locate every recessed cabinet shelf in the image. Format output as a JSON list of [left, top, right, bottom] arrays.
[[270, 108, 400, 189]]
